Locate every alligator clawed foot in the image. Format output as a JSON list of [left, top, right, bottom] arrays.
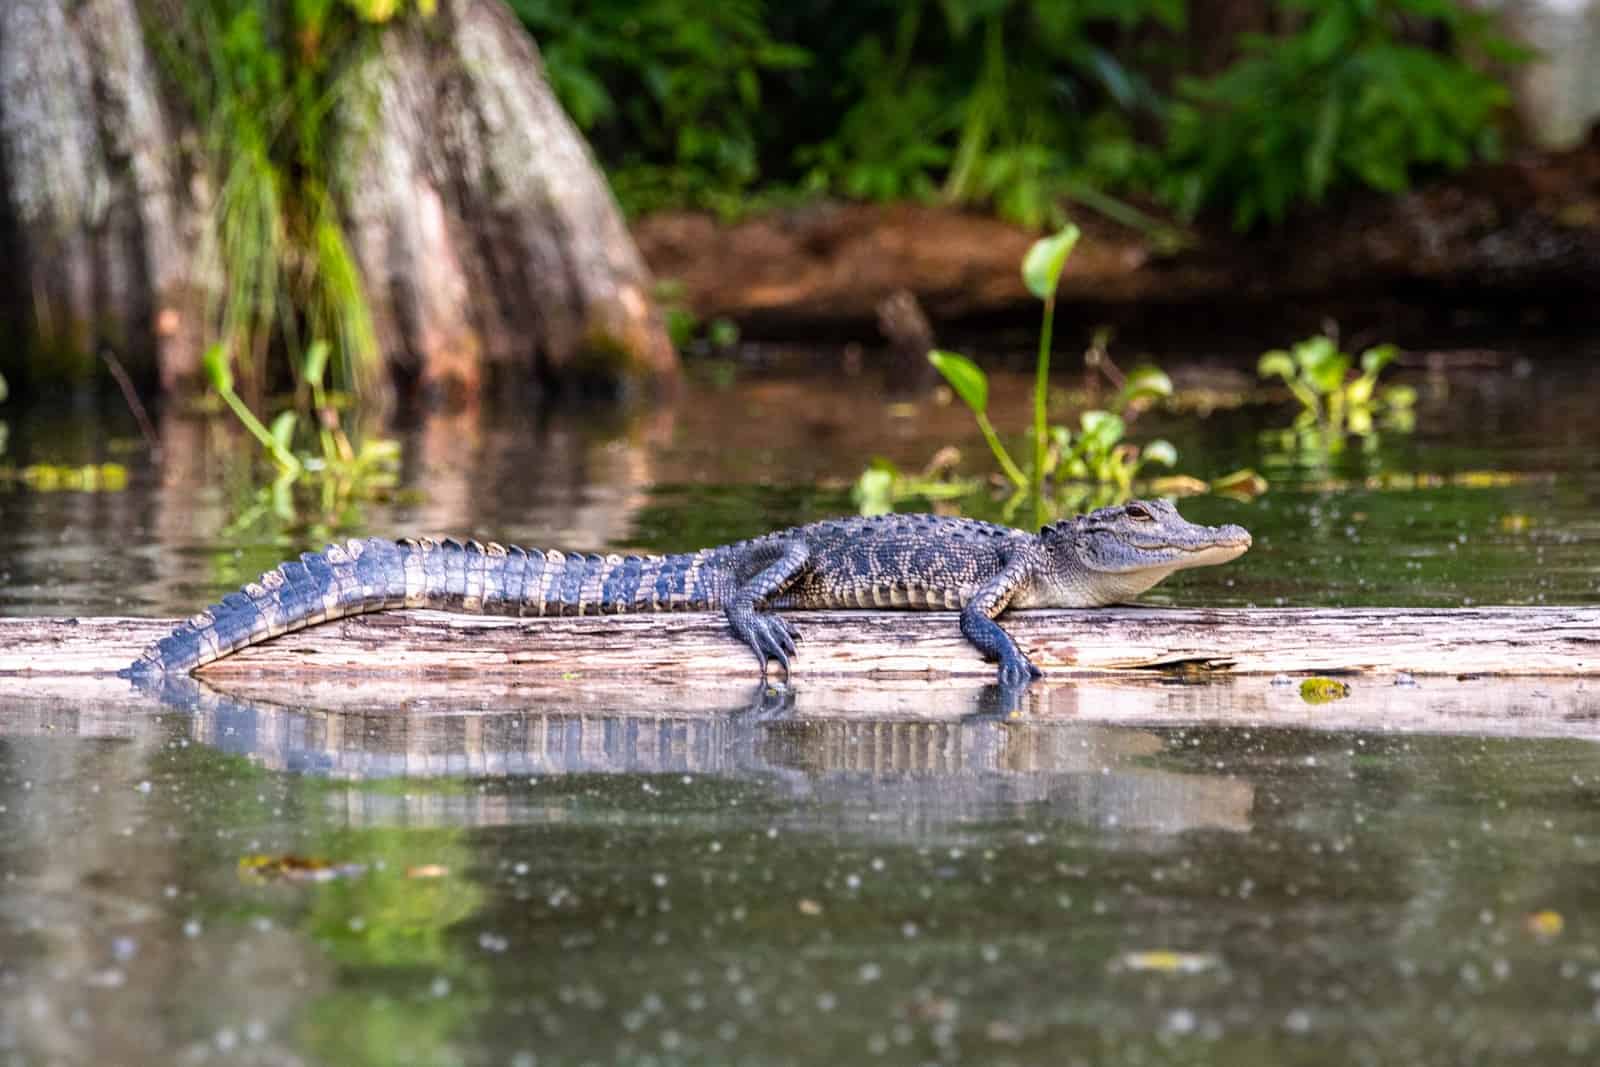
[[742, 612, 798, 681], [995, 655, 1042, 686]]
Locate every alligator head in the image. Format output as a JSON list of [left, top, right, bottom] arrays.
[[1023, 498, 1252, 607]]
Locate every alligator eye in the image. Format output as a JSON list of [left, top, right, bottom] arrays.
[[1124, 503, 1154, 521]]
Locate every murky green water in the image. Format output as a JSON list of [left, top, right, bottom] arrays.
[[6, 685, 1600, 1064], [3, 353, 1600, 1063]]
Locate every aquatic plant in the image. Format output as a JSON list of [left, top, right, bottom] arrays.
[[1258, 334, 1417, 436], [205, 340, 399, 532], [857, 224, 1261, 522]]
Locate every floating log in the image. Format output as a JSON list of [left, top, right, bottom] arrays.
[[1, 606, 1597, 678]]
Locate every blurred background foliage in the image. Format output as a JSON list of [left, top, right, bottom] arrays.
[[512, 0, 1525, 229]]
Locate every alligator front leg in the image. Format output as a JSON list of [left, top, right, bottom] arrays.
[[960, 554, 1042, 686], [725, 537, 807, 678]]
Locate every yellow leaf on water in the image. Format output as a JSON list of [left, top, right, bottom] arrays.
[[1300, 678, 1351, 704], [1526, 910, 1565, 939], [406, 864, 451, 879], [1119, 950, 1219, 974]]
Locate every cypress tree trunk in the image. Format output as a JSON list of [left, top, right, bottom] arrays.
[[0, 0, 676, 400], [0, 0, 212, 391]]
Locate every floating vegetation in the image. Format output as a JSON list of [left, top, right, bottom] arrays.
[[0, 463, 130, 493], [1299, 677, 1352, 704], [1117, 950, 1221, 975], [857, 225, 1263, 522], [239, 853, 369, 884]]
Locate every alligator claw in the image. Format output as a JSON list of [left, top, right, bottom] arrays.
[[996, 655, 1041, 686], [740, 611, 798, 680]]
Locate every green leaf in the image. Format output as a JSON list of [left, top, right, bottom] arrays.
[[1021, 223, 1081, 301], [302, 340, 331, 388], [1078, 409, 1125, 455], [1257, 351, 1296, 381], [1294, 337, 1349, 394], [707, 318, 741, 348], [203, 344, 234, 395], [269, 411, 298, 452], [929, 349, 989, 415], [1380, 383, 1418, 409], [1360, 343, 1399, 377], [1140, 439, 1178, 468], [1115, 365, 1173, 410], [852, 466, 895, 516]]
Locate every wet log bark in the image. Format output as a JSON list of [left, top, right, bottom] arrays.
[[3, 607, 1597, 678], [0, 0, 673, 397]]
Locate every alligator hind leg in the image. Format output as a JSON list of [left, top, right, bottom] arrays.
[[725, 536, 808, 678], [960, 555, 1043, 686]]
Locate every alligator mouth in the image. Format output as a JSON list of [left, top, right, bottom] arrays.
[[1174, 528, 1252, 566]]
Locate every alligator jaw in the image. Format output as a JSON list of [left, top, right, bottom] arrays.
[[1167, 525, 1252, 570]]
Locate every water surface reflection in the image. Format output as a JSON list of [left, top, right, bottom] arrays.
[[4, 678, 1599, 1064]]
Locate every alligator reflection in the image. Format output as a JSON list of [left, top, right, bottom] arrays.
[[149, 675, 1255, 835]]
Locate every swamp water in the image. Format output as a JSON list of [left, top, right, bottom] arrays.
[[2, 353, 1600, 1064]]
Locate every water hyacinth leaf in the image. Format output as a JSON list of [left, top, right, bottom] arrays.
[[1078, 410, 1125, 453], [929, 350, 989, 415], [1294, 336, 1348, 393], [1381, 384, 1418, 408], [1021, 223, 1081, 301], [1115, 365, 1174, 410], [1360, 343, 1399, 377], [1257, 351, 1296, 381], [1209, 468, 1268, 498], [203, 343, 235, 394], [1141, 439, 1178, 468]]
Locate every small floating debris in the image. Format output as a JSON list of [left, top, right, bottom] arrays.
[[1394, 672, 1418, 687], [1117, 949, 1220, 975], [1525, 910, 1565, 940], [239, 854, 368, 883], [1300, 678, 1351, 704], [406, 864, 451, 879]]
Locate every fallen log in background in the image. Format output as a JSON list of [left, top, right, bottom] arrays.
[[2, 606, 1597, 678]]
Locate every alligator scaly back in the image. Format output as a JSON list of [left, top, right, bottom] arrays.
[[122, 537, 730, 678]]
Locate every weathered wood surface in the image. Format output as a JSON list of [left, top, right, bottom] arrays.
[[2, 606, 1597, 678]]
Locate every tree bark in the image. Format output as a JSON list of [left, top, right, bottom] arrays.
[[0, 0, 211, 390], [0, 0, 675, 397], [343, 0, 677, 401]]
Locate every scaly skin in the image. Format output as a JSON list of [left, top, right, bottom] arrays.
[[122, 499, 1250, 684]]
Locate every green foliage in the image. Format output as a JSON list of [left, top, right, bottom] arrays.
[[520, 1, 1519, 231], [509, 0, 807, 215], [1258, 334, 1417, 435], [1164, 0, 1525, 229], [149, 0, 415, 528], [859, 227, 1260, 521], [206, 340, 400, 533], [801, 1, 1181, 230]]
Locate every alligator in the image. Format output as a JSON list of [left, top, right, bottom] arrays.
[[123, 499, 1250, 684]]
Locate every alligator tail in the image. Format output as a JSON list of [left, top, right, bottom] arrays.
[[122, 538, 731, 679]]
